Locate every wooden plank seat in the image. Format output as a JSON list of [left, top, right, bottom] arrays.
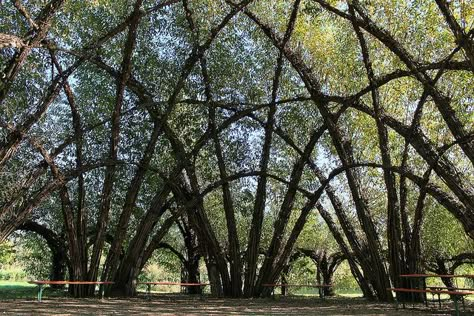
[[137, 282, 210, 299], [262, 284, 332, 299], [387, 287, 474, 316], [28, 280, 114, 302]]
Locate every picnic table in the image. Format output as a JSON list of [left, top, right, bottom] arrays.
[[262, 283, 332, 299], [401, 274, 474, 301], [28, 280, 114, 302], [388, 274, 474, 316], [137, 282, 209, 299], [426, 285, 474, 308]]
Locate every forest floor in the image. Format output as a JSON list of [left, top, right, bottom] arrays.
[[0, 294, 473, 315]]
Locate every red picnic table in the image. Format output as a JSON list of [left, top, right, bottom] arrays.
[[388, 274, 474, 316]]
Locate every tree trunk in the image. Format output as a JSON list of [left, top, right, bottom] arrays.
[[88, 1, 143, 295], [178, 217, 201, 295], [206, 259, 223, 297], [317, 254, 337, 296], [208, 101, 243, 297], [281, 265, 290, 296], [185, 257, 201, 294]]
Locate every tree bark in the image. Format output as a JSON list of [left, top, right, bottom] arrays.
[[88, 1, 143, 293], [243, 8, 392, 301], [349, 5, 404, 295], [245, 0, 301, 297], [203, 57, 243, 297], [435, 0, 474, 72]]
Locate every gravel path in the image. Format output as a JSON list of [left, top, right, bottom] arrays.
[[0, 295, 471, 315]]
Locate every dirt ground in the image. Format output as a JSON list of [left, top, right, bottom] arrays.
[[0, 294, 472, 315]]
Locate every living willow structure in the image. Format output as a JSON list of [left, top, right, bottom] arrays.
[[0, 0, 473, 300]]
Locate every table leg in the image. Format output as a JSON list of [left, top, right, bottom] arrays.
[[199, 285, 205, 301], [453, 295, 460, 316], [414, 277, 425, 306], [422, 279, 428, 307]]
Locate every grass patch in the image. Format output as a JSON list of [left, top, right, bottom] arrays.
[[0, 281, 67, 300], [0, 281, 36, 299], [335, 289, 364, 298]]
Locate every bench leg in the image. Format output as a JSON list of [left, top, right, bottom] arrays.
[[146, 284, 151, 300], [37, 284, 44, 302]]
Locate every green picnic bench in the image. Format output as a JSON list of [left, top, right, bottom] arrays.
[[28, 280, 114, 302], [388, 287, 474, 316]]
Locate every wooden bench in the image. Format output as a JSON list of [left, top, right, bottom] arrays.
[[137, 282, 209, 299], [262, 283, 332, 299], [388, 287, 474, 316], [28, 280, 114, 302]]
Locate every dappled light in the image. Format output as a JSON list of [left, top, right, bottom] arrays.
[[0, 0, 473, 314]]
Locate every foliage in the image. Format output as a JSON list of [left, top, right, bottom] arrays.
[[0, 0, 473, 299], [0, 242, 15, 266]]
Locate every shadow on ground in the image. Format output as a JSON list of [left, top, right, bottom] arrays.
[[0, 294, 472, 315]]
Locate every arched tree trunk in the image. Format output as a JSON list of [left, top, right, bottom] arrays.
[[297, 249, 344, 297], [243, 9, 392, 301], [17, 221, 68, 289], [318, 253, 342, 297], [180, 219, 202, 295], [110, 200, 175, 297], [185, 257, 201, 295], [348, 5, 405, 299], [315, 204, 375, 299]]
